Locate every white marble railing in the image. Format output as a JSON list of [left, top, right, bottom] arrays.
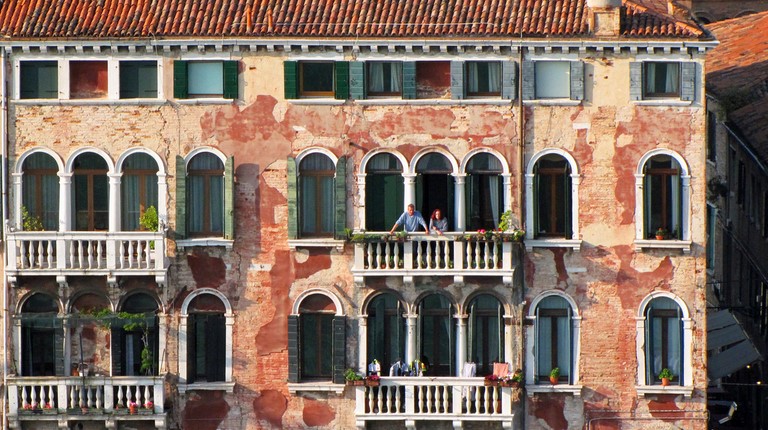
[[6, 231, 166, 278], [7, 376, 165, 415], [354, 377, 517, 426], [352, 233, 521, 285]]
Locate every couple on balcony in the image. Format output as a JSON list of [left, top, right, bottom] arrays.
[[389, 204, 448, 236]]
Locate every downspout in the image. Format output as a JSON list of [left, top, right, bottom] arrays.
[[516, 39, 526, 430], [2, 45, 9, 429]]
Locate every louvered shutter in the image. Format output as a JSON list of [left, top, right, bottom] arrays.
[[334, 157, 347, 239], [680, 62, 696, 101], [349, 61, 366, 100], [402, 62, 416, 99], [570, 61, 584, 101], [450, 61, 465, 100], [287, 157, 298, 239], [224, 156, 235, 240], [629, 62, 643, 101], [502, 61, 517, 100], [53, 326, 65, 376], [522, 61, 535, 100], [173, 61, 188, 99], [207, 314, 226, 382], [334, 61, 350, 100], [175, 155, 187, 239], [332, 316, 346, 384], [120, 62, 139, 99], [288, 315, 300, 382], [284, 61, 299, 99], [112, 327, 125, 376], [188, 315, 197, 382], [223, 61, 239, 99]]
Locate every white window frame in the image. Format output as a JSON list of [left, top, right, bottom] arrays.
[[631, 56, 696, 106], [356, 149, 409, 232]]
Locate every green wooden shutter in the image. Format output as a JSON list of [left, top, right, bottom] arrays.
[[502, 61, 517, 100], [564, 170, 572, 238], [680, 62, 696, 101], [287, 157, 298, 239], [332, 316, 346, 384], [450, 61, 465, 100], [334, 61, 350, 100], [173, 61, 188, 99], [112, 328, 124, 376], [53, 326, 65, 375], [402, 61, 416, 99], [119, 62, 139, 99], [349, 61, 365, 100], [21, 61, 58, 99], [570, 61, 584, 101], [175, 155, 187, 239], [139, 62, 158, 98], [284, 61, 299, 99], [207, 314, 226, 382], [224, 155, 235, 240], [629, 62, 643, 101], [334, 157, 347, 238], [522, 61, 535, 100], [533, 164, 540, 239], [288, 315, 300, 382], [223, 60, 239, 100], [187, 315, 197, 382]]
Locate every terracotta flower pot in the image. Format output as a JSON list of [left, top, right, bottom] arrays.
[[661, 377, 670, 386], [129, 406, 137, 415], [656, 235, 665, 240], [550, 376, 558, 385]]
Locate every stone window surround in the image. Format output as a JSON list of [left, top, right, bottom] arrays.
[[11, 146, 168, 233], [355, 147, 513, 232]]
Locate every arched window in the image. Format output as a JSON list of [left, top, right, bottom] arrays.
[[121, 153, 159, 231], [187, 294, 226, 383], [465, 153, 503, 231], [187, 153, 224, 237], [21, 152, 59, 231], [365, 153, 404, 231], [73, 153, 109, 231], [643, 155, 683, 239], [20, 294, 59, 376], [533, 155, 571, 239], [415, 153, 454, 226], [367, 293, 405, 373], [288, 291, 346, 383], [533, 295, 574, 384], [418, 294, 455, 376], [467, 294, 504, 376], [644, 297, 683, 385], [299, 154, 336, 237], [114, 294, 159, 376]]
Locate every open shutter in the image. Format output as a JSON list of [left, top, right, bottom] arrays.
[[644, 174, 652, 238], [680, 62, 696, 101], [207, 314, 226, 382], [334, 157, 347, 239], [349, 61, 365, 100], [402, 62, 416, 99], [175, 155, 187, 239], [173, 61, 188, 99], [188, 315, 197, 382], [502, 61, 517, 100], [288, 315, 300, 382], [53, 326, 65, 376], [334, 61, 350, 100], [629, 62, 643, 101], [112, 328, 125, 376], [287, 157, 298, 239], [533, 165, 540, 239], [332, 316, 346, 384], [224, 156, 235, 240], [565, 306, 573, 384], [564, 171, 572, 238], [522, 60, 535, 100], [570, 61, 584, 101], [284, 61, 299, 99], [450, 61, 465, 100], [534, 306, 541, 383], [645, 309, 653, 384], [223, 60, 239, 99]]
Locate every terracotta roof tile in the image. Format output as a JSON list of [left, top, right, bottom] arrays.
[[0, 0, 705, 40]]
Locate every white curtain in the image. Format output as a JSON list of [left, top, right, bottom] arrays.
[[489, 175, 499, 228], [370, 63, 384, 92], [468, 63, 480, 93], [664, 64, 679, 93], [122, 175, 140, 230], [487, 62, 501, 93], [535, 62, 570, 99], [390, 63, 402, 92], [670, 174, 680, 235]]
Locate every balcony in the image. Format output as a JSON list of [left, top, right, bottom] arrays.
[[7, 375, 166, 428], [351, 233, 522, 286], [353, 377, 519, 429], [6, 231, 168, 286]]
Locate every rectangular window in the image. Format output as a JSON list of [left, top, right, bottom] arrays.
[[707, 110, 717, 162], [466, 61, 501, 97], [644, 62, 680, 98], [367, 62, 402, 96], [174, 60, 238, 99], [120, 61, 158, 99], [69, 61, 108, 99], [535, 61, 570, 99], [20, 61, 58, 99], [188, 313, 225, 383], [301, 62, 335, 97], [706, 204, 715, 269], [300, 313, 334, 379]]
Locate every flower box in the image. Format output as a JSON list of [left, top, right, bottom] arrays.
[[346, 380, 365, 386], [365, 380, 380, 387]]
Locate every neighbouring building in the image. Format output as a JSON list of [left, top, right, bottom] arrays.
[[704, 11, 768, 428], [690, 0, 768, 23], [0, 0, 716, 429]]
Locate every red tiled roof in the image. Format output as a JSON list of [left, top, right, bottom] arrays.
[[0, 0, 704, 40]]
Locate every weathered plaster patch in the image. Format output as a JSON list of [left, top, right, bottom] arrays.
[[254, 250, 292, 355], [302, 398, 336, 427], [187, 252, 227, 288], [182, 391, 230, 430], [253, 389, 288, 428], [293, 249, 310, 264]]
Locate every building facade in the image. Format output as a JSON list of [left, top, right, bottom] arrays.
[[0, 0, 715, 429]]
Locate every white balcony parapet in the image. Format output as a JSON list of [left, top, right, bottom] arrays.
[[353, 377, 518, 429], [351, 232, 521, 287], [6, 230, 168, 285]]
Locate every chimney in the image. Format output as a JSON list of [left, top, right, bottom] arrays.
[[587, 0, 622, 37]]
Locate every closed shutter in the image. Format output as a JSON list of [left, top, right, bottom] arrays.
[[402, 61, 416, 99], [175, 155, 187, 239], [564, 171, 572, 238], [502, 61, 517, 100], [187, 315, 197, 382], [629, 62, 643, 101], [334, 61, 350, 100], [207, 314, 226, 382], [53, 326, 64, 376], [287, 157, 298, 239], [521, 60, 535, 100], [450, 61, 465, 100], [120, 62, 140, 99], [332, 316, 346, 384], [224, 156, 235, 240], [680, 62, 696, 101], [334, 157, 347, 238], [173, 61, 188, 99], [138, 62, 158, 98], [349, 61, 365, 100], [284, 61, 299, 99], [534, 306, 541, 383], [21, 61, 58, 99], [570, 61, 584, 101], [223, 60, 239, 99], [112, 327, 125, 376], [288, 315, 300, 382]]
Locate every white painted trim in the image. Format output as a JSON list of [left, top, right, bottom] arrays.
[[13, 148, 65, 229], [295, 147, 339, 168], [13, 147, 65, 174], [634, 149, 691, 242], [287, 382, 345, 395], [409, 148, 459, 176], [64, 147, 116, 174], [358, 149, 407, 176], [291, 289, 345, 317], [180, 288, 234, 316], [525, 149, 581, 241], [184, 147, 227, 167], [525, 291, 581, 387]]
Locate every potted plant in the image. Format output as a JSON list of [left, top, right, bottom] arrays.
[[42, 402, 56, 414], [139, 206, 159, 231], [344, 368, 365, 386], [655, 227, 668, 240], [549, 367, 560, 385], [395, 231, 407, 242], [141, 400, 154, 414], [128, 401, 138, 415], [510, 369, 524, 388], [365, 374, 381, 387], [658, 368, 674, 386], [21, 206, 44, 231], [484, 374, 501, 387]]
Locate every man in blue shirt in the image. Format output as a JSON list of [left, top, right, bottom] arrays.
[[390, 204, 429, 234]]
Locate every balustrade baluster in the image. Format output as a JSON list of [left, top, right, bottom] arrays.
[[69, 385, 77, 409], [367, 387, 375, 414], [46, 240, 54, 268], [435, 386, 443, 413], [116, 385, 125, 408]]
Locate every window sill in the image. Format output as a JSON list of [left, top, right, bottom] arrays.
[[523, 99, 581, 106], [288, 99, 346, 105], [634, 239, 692, 254], [526, 384, 582, 397], [636, 385, 693, 398], [287, 382, 345, 395], [178, 381, 235, 394], [175, 98, 236, 105], [358, 99, 515, 106], [632, 99, 692, 106], [288, 238, 345, 252], [176, 238, 234, 249], [525, 239, 581, 252], [13, 99, 166, 106]]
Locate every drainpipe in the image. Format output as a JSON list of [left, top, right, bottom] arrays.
[[516, 40, 526, 430], [2, 45, 9, 429]]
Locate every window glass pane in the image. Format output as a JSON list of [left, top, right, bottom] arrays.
[[301, 62, 334, 95], [646, 298, 682, 383], [415, 153, 452, 174], [419, 294, 454, 376], [73, 153, 109, 231], [366, 153, 402, 173], [70, 61, 108, 99], [644, 62, 679, 96], [537, 296, 570, 380], [22, 153, 59, 230], [535, 62, 570, 99], [187, 153, 224, 236], [301, 313, 334, 378], [368, 62, 402, 94], [467, 62, 501, 95], [466, 153, 502, 174], [644, 156, 682, 238], [188, 62, 224, 96], [20, 61, 58, 99], [367, 294, 404, 372], [300, 154, 335, 236], [535, 157, 570, 238], [467, 295, 503, 376], [122, 153, 159, 231]]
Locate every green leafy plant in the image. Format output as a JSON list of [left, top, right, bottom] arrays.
[[658, 368, 673, 380], [21, 206, 44, 231], [344, 368, 363, 381], [139, 206, 159, 231], [498, 210, 513, 232], [78, 309, 155, 375], [511, 369, 523, 383], [550, 367, 560, 379]]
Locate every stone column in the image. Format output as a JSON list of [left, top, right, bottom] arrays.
[[453, 174, 466, 231], [455, 314, 468, 376]]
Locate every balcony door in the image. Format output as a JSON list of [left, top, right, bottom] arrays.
[[21, 293, 59, 376], [365, 153, 404, 231], [73, 153, 109, 231], [418, 294, 455, 376], [415, 153, 454, 229], [22, 152, 59, 230], [121, 153, 159, 231]]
